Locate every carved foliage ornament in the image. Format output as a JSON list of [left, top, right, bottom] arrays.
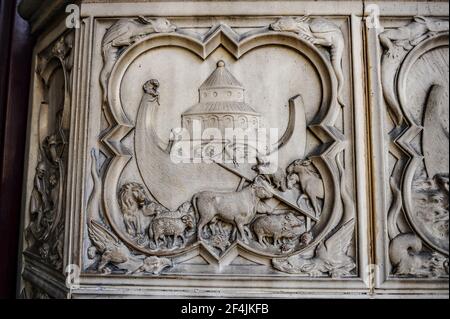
[[86, 16, 356, 277], [379, 16, 449, 278]]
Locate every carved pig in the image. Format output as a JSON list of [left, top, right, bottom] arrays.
[[252, 213, 305, 247]]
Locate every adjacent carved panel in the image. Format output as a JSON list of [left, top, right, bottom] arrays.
[[379, 17, 449, 279]]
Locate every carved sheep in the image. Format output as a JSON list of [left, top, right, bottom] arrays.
[[149, 215, 194, 249], [252, 213, 305, 247]]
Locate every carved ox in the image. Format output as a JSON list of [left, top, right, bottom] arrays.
[[192, 177, 274, 243]]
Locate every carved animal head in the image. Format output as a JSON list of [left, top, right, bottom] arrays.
[[252, 176, 274, 199], [181, 215, 195, 229], [270, 16, 311, 34], [119, 183, 149, 215], [141, 256, 172, 274], [300, 232, 314, 245], [284, 213, 304, 229], [143, 79, 160, 94], [87, 246, 97, 259], [138, 17, 177, 33], [414, 16, 449, 32], [286, 158, 312, 174], [273, 256, 317, 275]]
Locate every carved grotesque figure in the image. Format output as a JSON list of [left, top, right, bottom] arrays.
[[27, 160, 51, 243], [270, 16, 345, 107], [87, 220, 130, 274], [273, 219, 356, 277], [133, 256, 172, 275], [389, 233, 448, 277]]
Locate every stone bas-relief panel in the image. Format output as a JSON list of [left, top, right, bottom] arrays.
[[378, 17, 449, 279], [83, 15, 359, 281], [17, 0, 449, 298]]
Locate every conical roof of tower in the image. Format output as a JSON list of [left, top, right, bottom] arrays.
[[182, 101, 258, 115], [199, 60, 244, 90], [183, 60, 259, 116]]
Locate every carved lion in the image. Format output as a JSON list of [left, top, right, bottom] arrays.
[[118, 182, 149, 238]]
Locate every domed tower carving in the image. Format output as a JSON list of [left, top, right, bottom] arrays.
[[182, 61, 263, 137]]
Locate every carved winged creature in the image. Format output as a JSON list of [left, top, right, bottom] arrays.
[[100, 17, 176, 106], [270, 16, 345, 107], [87, 219, 131, 274], [272, 219, 356, 277], [379, 17, 449, 56]]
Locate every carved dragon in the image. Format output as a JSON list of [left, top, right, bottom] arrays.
[[100, 17, 176, 106], [270, 16, 345, 107], [379, 16, 449, 126]]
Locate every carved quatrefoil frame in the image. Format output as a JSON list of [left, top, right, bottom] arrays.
[[396, 34, 449, 256], [96, 21, 353, 267]]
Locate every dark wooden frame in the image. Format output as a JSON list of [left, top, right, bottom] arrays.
[[0, 0, 34, 299]]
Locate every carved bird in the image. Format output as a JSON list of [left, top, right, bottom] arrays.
[[88, 219, 130, 273], [273, 219, 356, 277], [312, 219, 356, 276]]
